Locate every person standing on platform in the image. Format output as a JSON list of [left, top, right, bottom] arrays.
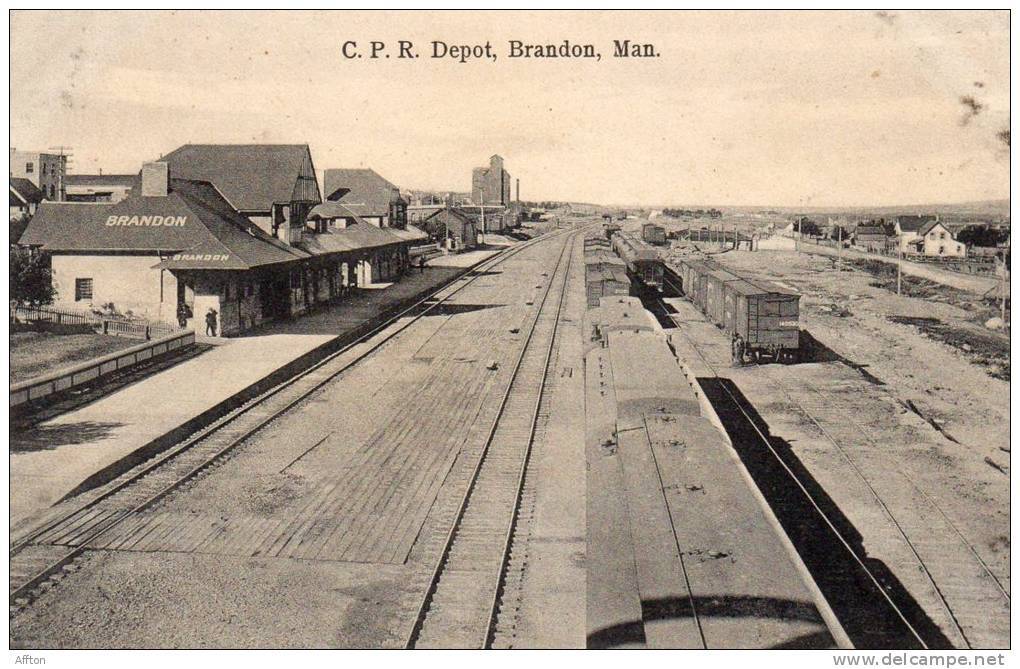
[[205, 308, 218, 337]]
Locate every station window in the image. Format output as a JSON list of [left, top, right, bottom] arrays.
[[75, 278, 93, 301], [25, 162, 33, 173]]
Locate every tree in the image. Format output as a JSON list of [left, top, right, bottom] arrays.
[[797, 217, 821, 237], [10, 213, 32, 244], [957, 225, 1007, 248], [10, 248, 55, 313]]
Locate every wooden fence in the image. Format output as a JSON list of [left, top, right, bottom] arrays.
[[12, 305, 184, 340]]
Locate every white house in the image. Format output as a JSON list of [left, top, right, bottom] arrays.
[[914, 221, 967, 258]]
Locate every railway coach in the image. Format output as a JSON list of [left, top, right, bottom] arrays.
[[641, 223, 667, 246], [670, 258, 801, 363], [611, 231, 663, 291]]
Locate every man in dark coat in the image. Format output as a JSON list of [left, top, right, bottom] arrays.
[[205, 308, 218, 337]]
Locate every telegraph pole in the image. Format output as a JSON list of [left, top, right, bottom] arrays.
[[1000, 253, 1007, 325], [47, 145, 73, 201], [897, 243, 903, 295], [837, 225, 843, 267], [479, 195, 486, 245]]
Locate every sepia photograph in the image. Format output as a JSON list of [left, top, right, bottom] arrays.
[[6, 8, 1012, 658]]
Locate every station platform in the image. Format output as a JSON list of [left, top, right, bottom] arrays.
[[10, 263, 486, 530], [584, 300, 843, 649]]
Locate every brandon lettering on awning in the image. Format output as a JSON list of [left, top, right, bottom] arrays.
[[171, 253, 230, 262], [106, 215, 188, 227]]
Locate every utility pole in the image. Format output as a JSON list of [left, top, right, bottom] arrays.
[[897, 243, 903, 295], [837, 225, 842, 267], [479, 195, 486, 245], [1000, 253, 1007, 325], [47, 145, 73, 201]]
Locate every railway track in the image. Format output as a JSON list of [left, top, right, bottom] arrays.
[[753, 365, 1010, 649], [9, 229, 573, 611], [657, 292, 1010, 649], [405, 230, 578, 649]]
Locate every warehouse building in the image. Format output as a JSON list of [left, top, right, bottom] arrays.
[[420, 207, 478, 250], [65, 173, 137, 203], [10, 149, 67, 201]]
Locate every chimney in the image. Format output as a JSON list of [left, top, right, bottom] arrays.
[[516, 178, 520, 203], [142, 161, 169, 197]]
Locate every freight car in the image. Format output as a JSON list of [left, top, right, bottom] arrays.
[[585, 265, 631, 308], [641, 223, 667, 245], [611, 231, 664, 291], [669, 258, 800, 363], [584, 250, 627, 273]]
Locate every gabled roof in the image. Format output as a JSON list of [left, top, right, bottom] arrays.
[[66, 174, 138, 187], [421, 208, 476, 237], [897, 214, 937, 232], [322, 168, 405, 218], [307, 201, 367, 224], [918, 220, 951, 237], [19, 179, 309, 270], [10, 178, 43, 205], [160, 144, 321, 212], [854, 224, 887, 236]]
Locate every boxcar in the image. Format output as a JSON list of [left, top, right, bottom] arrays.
[[584, 252, 626, 273], [585, 265, 631, 308], [642, 223, 668, 245], [670, 257, 801, 363], [703, 268, 743, 327], [726, 279, 800, 362]]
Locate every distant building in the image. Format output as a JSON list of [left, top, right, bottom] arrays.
[[161, 143, 321, 246], [10, 149, 67, 201], [471, 154, 511, 206], [421, 208, 478, 250], [852, 223, 890, 253], [10, 177, 43, 218], [65, 173, 136, 203], [911, 221, 967, 258], [895, 214, 938, 252], [407, 203, 447, 224], [322, 168, 407, 229]]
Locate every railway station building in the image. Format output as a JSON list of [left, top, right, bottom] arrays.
[[19, 163, 428, 336], [19, 164, 312, 335], [321, 168, 408, 229]]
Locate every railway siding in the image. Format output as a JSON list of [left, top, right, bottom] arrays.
[[664, 294, 1009, 649]]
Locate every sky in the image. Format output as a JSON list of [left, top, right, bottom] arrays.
[[8, 10, 1011, 207]]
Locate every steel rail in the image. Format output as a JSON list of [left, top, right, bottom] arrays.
[[404, 229, 582, 648], [654, 289, 931, 649], [9, 229, 570, 607]]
